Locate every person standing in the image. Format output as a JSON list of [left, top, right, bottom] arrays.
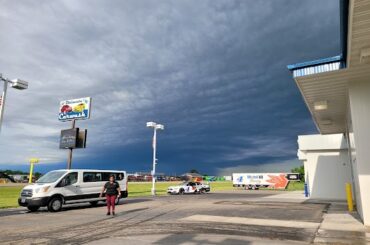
[[100, 175, 121, 215]]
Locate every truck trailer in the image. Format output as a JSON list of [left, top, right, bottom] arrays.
[[232, 173, 300, 190]]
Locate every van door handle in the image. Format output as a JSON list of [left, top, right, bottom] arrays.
[[75, 185, 80, 188]]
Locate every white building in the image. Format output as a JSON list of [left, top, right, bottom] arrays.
[[297, 134, 352, 200], [289, 0, 370, 226]]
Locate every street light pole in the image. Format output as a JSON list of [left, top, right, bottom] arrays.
[[0, 73, 29, 134], [0, 77, 9, 134], [152, 128, 157, 196], [146, 121, 164, 196]]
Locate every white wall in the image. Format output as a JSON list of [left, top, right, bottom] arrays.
[[349, 80, 370, 226], [298, 134, 351, 200], [298, 134, 347, 151], [303, 151, 351, 200]]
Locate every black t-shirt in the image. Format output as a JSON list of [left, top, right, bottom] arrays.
[[104, 181, 120, 195]]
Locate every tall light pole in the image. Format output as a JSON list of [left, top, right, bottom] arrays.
[[0, 73, 29, 134], [146, 121, 164, 196]]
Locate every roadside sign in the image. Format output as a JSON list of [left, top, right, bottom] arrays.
[[60, 128, 79, 149], [76, 129, 87, 148], [59, 97, 91, 121]]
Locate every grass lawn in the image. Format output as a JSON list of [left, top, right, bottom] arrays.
[[0, 186, 23, 209], [0, 181, 304, 209], [286, 181, 305, 191]]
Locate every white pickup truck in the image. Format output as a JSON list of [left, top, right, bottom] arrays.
[[167, 181, 210, 195]]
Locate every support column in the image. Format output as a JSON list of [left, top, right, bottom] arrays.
[[348, 80, 370, 225]]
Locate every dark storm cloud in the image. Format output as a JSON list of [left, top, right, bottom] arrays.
[[0, 0, 340, 174]]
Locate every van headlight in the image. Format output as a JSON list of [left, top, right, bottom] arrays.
[[35, 186, 50, 193], [34, 186, 50, 194]]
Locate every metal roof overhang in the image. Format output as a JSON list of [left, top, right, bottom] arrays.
[[294, 64, 370, 134]]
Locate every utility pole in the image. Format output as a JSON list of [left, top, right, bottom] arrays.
[[67, 119, 76, 169]]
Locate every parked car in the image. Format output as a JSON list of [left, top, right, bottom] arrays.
[[196, 182, 210, 192], [167, 181, 210, 195], [18, 169, 128, 212]]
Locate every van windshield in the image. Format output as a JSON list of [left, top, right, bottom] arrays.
[[36, 171, 67, 183]]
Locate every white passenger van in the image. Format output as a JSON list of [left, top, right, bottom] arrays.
[[18, 169, 128, 212]]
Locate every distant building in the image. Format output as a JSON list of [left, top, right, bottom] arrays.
[[181, 172, 203, 182], [0, 172, 15, 183], [10, 174, 29, 183]]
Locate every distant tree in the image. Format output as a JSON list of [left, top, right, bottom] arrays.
[[291, 165, 305, 181], [189, 169, 199, 174], [2, 169, 28, 175], [34, 172, 42, 179], [1, 170, 43, 178]]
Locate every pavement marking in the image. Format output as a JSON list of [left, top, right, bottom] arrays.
[[181, 215, 320, 229]]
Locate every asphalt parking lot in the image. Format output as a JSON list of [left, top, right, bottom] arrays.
[[0, 191, 368, 245]]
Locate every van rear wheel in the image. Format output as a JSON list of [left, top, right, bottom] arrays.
[[90, 201, 99, 206], [48, 197, 63, 212], [27, 206, 39, 212]]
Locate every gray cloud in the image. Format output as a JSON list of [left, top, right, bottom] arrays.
[[0, 0, 339, 174]]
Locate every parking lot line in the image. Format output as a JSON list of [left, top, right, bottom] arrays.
[[181, 214, 320, 229]]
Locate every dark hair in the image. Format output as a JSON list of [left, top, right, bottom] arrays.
[[109, 175, 115, 179]]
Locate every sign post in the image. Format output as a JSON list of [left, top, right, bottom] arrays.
[[29, 158, 39, 183], [67, 119, 76, 170], [59, 97, 91, 169]]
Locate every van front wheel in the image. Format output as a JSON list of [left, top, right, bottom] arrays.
[[48, 197, 63, 212], [27, 206, 39, 212]]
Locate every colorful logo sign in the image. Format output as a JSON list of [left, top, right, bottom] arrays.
[[59, 97, 91, 121], [266, 174, 289, 189], [237, 176, 243, 183]]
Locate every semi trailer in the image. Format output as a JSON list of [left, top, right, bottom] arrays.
[[232, 173, 300, 190]]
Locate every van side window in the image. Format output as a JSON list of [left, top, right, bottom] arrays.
[[101, 172, 124, 181], [117, 173, 124, 180], [83, 172, 102, 182], [60, 172, 78, 186], [102, 172, 111, 181]]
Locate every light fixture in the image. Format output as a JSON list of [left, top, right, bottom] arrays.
[[360, 47, 370, 64], [314, 101, 328, 111], [11, 79, 29, 90]]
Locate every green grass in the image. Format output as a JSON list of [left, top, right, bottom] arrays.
[[128, 182, 181, 197], [0, 181, 304, 209], [0, 186, 23, 209], [286, 181, 304, 191], [128, 181, 236, 197]]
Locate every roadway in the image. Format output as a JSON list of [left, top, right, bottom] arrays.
[[0, 190, 368, 244]]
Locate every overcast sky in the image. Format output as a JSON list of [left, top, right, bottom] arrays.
[[0, 0, 341, 175]]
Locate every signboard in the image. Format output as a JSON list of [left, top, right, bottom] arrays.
[[76, 129, 87, 148], [232, 173, 290, 189], [60, 128, 79, 149], [59, 97, 91, 121]]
